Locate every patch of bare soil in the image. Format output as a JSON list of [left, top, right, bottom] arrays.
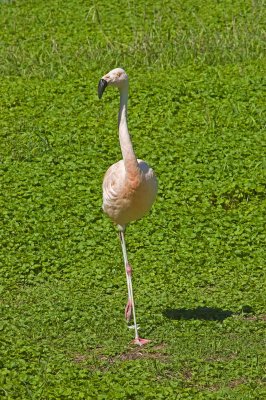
[[228, 377, 246, 388], [72, 343, 169, 371]]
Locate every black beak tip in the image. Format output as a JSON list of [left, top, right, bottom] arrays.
[[98, 79, 108, 99]]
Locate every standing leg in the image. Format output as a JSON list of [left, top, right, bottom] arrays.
[[118, 226, 150, 346]]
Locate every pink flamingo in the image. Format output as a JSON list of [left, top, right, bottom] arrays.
[[98, 68, 158, 345]]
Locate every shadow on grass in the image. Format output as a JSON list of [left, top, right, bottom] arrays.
[[163, 306, 234, 321]]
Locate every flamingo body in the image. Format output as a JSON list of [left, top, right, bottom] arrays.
[[103, 158, 157, 227]]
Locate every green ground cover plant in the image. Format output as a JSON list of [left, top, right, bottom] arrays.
[[0, 0, 265, 398]]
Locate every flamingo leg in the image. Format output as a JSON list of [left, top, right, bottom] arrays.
[[119, 229, 150, 346]]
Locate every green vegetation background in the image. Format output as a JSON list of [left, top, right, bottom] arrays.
[[0, 0, 265, 398]]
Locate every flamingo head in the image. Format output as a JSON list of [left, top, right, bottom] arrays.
[[98, 68, 128, 99]]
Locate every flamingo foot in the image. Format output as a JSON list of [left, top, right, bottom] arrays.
[[132, 338, 151, 346], [125, 299, 132, 322]]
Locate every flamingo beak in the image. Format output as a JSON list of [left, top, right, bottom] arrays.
[[98, 79, 108, 99]]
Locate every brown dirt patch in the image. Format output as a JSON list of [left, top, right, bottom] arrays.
[[228, 377, 247, 388], [72, 342, 169, 370]]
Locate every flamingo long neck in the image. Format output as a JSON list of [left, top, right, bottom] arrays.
[[118, 85, 139, 177]]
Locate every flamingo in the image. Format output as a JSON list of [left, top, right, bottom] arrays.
[[98, 68, 158, 345]]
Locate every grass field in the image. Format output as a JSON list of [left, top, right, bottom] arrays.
[[0, 0, 265, 398]]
